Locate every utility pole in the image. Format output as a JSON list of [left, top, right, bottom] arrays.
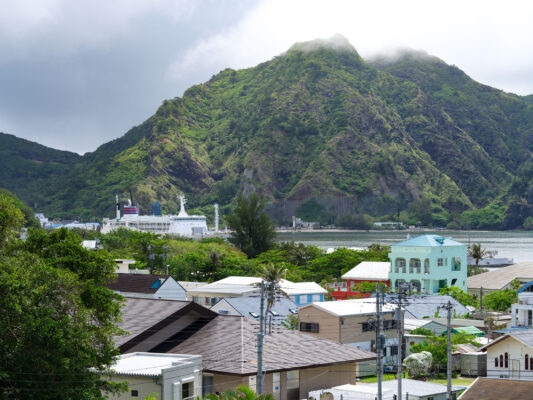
[[444, 301, 453, 400], [376, 284, 383, 400], [480, 286, 483, 311], [257, 281, 265, 394], [396, 284, 407, 400]]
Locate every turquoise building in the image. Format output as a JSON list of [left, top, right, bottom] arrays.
[[389, 234, 467, 294]]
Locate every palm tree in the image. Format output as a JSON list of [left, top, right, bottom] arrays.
[[260, 263, 287, 314], [468, 243, 487, 265], [209, 250, 225, 281]]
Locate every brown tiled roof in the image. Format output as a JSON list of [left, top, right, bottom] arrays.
[[116, 298, 191, 347], [459, 377, 533, 400], [107, 273, 170, 294], [170, 315, 376, 375]]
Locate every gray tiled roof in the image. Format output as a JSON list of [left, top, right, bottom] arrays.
[[459, 377, 533, 400], [384, 294, 469, 319], [170, 315, 376, 375], [115, 298, 191, 346], [213, 296, 298, 324]]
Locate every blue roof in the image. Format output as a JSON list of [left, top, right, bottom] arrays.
[[392, 234, 465, 247], [214, 296, 298, 325]]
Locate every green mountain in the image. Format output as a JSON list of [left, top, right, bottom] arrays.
[[0, 133, 81, 210], [2, 36, 533, 228]]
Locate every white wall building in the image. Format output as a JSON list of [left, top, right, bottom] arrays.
[[106, 352, 202, 400], [481, 330, 533, 380], [512, 292, 533, 327]]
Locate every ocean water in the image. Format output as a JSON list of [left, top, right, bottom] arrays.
[[277, 230, 533, 263]]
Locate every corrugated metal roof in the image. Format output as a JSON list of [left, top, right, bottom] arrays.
[[392, 234, 465, 247], [341, 262, 390, 280], [111, 352, 200, 377], [304, 298, 396, 317], [468, 262, 533, 290], [170, 315, 376, 375], [106, 273, 170, 294]]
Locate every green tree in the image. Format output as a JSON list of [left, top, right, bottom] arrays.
[[281, 313, 299, 330], [226, 194, 276, 258], [204, 385, 274, 400], [208, 249, 225, 281], [468, 243, 487, 265], [409, 334, 478, 371], [260, 263, 287, 314], [484, 288, 518, 311], [439, 286, 478, 308], [0, 192, 25, 249], [0, 225, 125, 399]]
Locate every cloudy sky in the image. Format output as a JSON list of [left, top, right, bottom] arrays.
[[1, 0, 533, 154]]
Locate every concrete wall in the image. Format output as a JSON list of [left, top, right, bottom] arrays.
[[299, 364, 357, 399], [298, 306, 397, 345], [486, 336, 533, 380], [107, 376, 161, 400], [211, 363, 356, 400]]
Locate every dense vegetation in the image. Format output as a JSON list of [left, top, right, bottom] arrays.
[[3, 36, 533, 229], [0, 192, 125, 399]]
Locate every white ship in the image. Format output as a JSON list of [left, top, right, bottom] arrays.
[[101, 194, 209, 236]]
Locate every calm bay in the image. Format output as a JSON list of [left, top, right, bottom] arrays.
[[277, 230, 533, 263]]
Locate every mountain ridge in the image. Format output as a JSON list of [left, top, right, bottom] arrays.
[[2, 36, 533, 228]]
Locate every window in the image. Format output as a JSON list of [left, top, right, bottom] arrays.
[[530, 357, 533, 370], [362, 322, 373, 332], [383, 320, 396, 330], [424, 259, 430, 274], [452, 256, 461, 271], [131, 390, 139, 397], [495, 357, 498, 368], [270, 310, 279, 316], [289, 308, 298, 314], [500, 354, 503, 367], [249, 312, 259, 318], [527, 355, 529, 370], [300, 322, 319, 333], [505, 352, 509, 368], [182, 381, 193, 400], [409, 259, 421, 274], [395, 258, 406, 273], [438, 258, 444, 267], [389, 345, 398, 356]]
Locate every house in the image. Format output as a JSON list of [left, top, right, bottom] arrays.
[[210, 296, 298, 325], [298, 299, 400, 368], [116, 298, 375, 400], [468, 262, 533, 295], [327, 262, 390, 300], [187, 276, 326, 308], [384, 294, 470, 319], [105, 352, 202, 400], [169, 315, 375, 400], [116, 298, 218, 353], [389, 234, 467, 294], [458, 377, 533, 400], [480, 329, 533, 380], [404, 318, 447, 335], [309, 379, 466, 400], [107, 273, 189, 300], [512, 290, 533, 327]]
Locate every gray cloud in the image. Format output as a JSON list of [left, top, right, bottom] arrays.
[[1, 0, 533, 154]]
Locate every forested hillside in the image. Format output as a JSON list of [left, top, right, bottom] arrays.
[[2, 36, 533, 229]]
